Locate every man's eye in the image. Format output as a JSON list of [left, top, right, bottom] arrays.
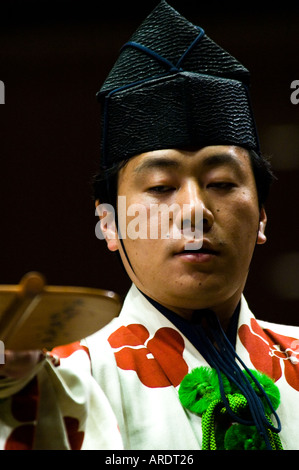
[[148, 186, 175, 194], [207, 182, 236, 190]]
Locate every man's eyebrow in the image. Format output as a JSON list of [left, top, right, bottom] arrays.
[[201, 153, 244, 170], [133, 157, 181, 174], [133, 152, 244, 175]]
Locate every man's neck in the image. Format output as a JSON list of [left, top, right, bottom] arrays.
[[147, 294, 241, 332]]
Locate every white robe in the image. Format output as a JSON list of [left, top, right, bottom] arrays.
[[0, 283, 299, 450]]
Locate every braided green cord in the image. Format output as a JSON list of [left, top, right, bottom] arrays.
[[227, 393, 247, 414], [201, 394, 283, 450], [201, 400, 221, 450], [201, 394, 247, 450], [266, 416, 284, 450], [179, 366, 283, 450]]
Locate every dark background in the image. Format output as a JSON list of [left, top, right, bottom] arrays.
[[1, 0, 299, 324]]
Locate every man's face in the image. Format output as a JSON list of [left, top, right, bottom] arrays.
[[102, 145, 267, 322]]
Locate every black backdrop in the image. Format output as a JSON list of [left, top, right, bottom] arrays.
[[1, 0, 299, 325]]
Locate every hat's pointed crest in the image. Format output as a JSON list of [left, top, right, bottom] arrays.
[[100, 1, 249, 95], [98, 1, 259, 169]]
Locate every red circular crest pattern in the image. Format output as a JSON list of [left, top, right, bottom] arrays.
[[108, 324, 189, 388], [239, 318, 299, 391]]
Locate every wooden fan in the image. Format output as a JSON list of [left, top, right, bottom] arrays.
[[0, 272, 122, 351]]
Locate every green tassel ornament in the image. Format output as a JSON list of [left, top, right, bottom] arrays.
[[178, 366, 283, 450]]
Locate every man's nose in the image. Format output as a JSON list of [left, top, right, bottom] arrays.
[[176, 180, 214, 232]]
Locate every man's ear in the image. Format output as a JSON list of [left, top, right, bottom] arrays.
[[95, 200, 119, 252], [257, 206, 267, 245]]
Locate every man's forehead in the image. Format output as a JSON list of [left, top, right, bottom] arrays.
[[131, 146, 248, 174]]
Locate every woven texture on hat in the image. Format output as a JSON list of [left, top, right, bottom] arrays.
[[104, 72, 258, 167], [97, 1, 260, 169], [99, 0, 250, 95]]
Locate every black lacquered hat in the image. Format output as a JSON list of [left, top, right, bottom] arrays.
[[97, 0, 260, 170]]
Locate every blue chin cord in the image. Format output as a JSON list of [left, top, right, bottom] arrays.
[[143, 292, 282, 450], [189, 309, 282, 450]]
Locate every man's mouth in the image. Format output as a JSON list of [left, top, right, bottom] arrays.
[[183, 247, 217, 254], [175, 242, 219, 263]]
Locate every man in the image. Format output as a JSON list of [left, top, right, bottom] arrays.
[[0, 1, 299, 450]]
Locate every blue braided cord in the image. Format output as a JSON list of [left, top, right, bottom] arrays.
[[194, 325, 273, 450], [210, 317, 281, 432], [176, 27, 205, 69], [211, 324, 278, 436], [101, 26, 205, 166], [120, 41, 181, 72], [193, 316, 281, 450], [213, 352, 273, 447], [120, 27, 205, 74], [140, 293, 280, 449], [195, 324, 260, 425]]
